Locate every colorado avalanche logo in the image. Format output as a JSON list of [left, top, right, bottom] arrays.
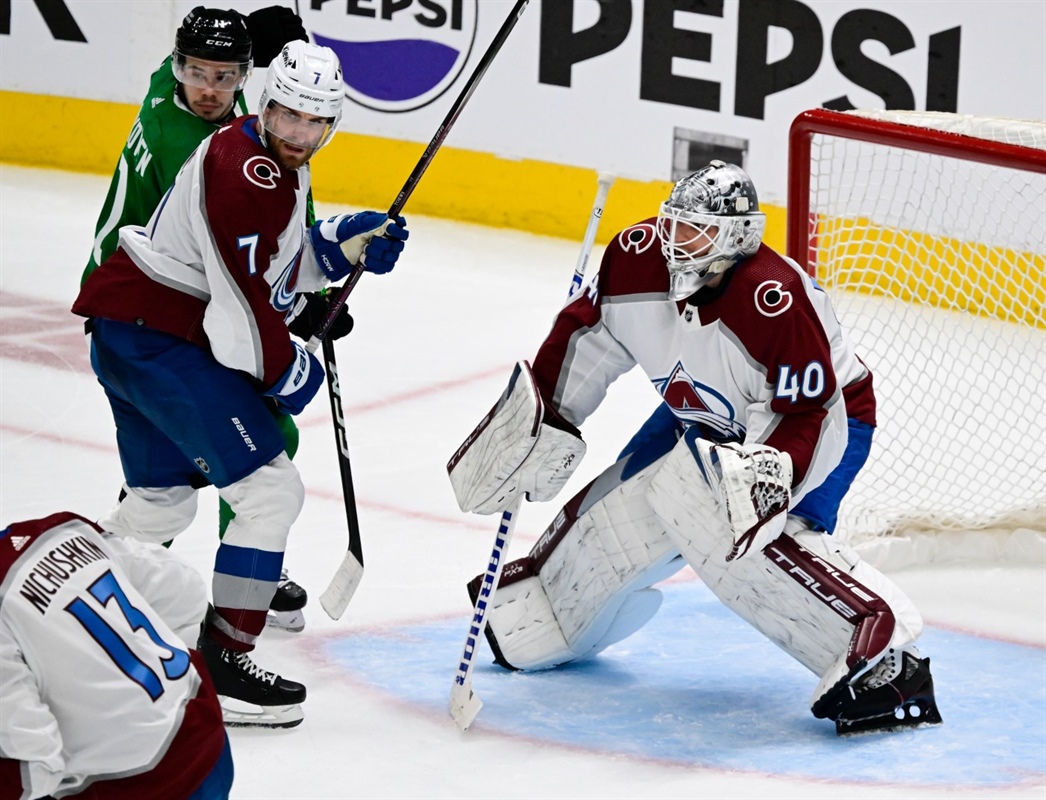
[[653, 362, 745, 439], [298, 0, 478, 113], [618, 223, 657, 255], [270, 258, 300, 314], [243, 155, 280, 189], [755, 280, 793, 317]]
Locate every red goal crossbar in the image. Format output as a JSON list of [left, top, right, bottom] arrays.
[[786, 108, 1046, 276]]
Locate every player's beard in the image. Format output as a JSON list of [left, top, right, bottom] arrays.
[[269, 138, 314, 171]]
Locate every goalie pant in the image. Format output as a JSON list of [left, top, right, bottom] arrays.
[[0, 513, 231, 800], [473, 430, 926, 719]]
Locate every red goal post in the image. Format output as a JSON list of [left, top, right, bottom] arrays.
[[786, 108, 1046, 568]]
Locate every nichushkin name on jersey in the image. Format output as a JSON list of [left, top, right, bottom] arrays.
[[19, 535, 108, 614]]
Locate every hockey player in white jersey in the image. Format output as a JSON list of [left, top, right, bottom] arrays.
[[448, 161, 941, 735], [0, 512, 232, 799], [72, 42, 408, 729]]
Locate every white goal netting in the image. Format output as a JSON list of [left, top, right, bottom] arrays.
[[788, 109, 1046, 568]]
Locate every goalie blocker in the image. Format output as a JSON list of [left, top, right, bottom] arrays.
[[448, 360, 586, 515], [468, 425, 941, 735]]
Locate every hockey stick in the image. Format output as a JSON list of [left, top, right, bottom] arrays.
[[568, 171, 616, 300], [316, 337, 363, 620], [309, 0, 531, 345], [449, 171, 616, 731], [448, 496, 521, 728], [310, 0, 532, 620]]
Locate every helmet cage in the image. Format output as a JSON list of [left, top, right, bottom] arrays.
[[656, 205, 766, 297], [656, 160, 767, 299]]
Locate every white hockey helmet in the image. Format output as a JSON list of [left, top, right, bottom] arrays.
[[656, 161, 766, 300], [259, 40, 344, 151]]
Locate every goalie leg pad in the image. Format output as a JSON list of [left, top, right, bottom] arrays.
[[448, 361, 585, 514], [646, 435, 925, 682], [476, 451, 684, 670]]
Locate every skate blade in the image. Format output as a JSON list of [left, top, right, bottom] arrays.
[[836, 699, 943, 736], [266, 609, 306, 633], [220, 696, 304, 729]]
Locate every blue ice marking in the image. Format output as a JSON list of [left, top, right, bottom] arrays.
[[324, 581, 1045, 787]]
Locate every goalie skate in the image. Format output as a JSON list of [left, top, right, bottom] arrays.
[[200, 636, 306, 729], [266, 568, 307, 632], [814, 649, 942, 736]]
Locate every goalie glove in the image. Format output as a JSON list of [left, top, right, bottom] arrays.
[[447, 361, 586, 515], [692, 437, 792, 561]]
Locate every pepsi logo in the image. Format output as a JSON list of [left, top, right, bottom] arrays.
[[299, 0, 478, 113]]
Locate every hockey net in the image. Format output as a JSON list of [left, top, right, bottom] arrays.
[[787, 108, 1046, 569]]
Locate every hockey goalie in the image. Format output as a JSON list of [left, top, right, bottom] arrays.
[[447, 161, 942, 736]]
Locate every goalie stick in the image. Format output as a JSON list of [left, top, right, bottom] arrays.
[[309, 0, 532, 620], [449, 170, 616, 730]]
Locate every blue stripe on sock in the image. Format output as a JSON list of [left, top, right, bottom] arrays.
[[213, 544, 283, 581]]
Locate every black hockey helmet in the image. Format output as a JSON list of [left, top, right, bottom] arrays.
[[175, 7, 252, 65]]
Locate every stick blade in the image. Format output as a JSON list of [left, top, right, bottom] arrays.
[[319, 552, 364, 619], [449, 680, 483, 731]]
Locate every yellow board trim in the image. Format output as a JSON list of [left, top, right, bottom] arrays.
[[815, 216, 1046, 329], [0, 89, 788, 251]]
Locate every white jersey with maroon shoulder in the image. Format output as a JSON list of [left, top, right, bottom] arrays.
[[0, 512, 212, 799], [72, 115, 328, 389], [531, 218, 876, 503]]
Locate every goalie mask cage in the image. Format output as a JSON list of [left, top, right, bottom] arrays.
[[787, 108, 1046, 562]]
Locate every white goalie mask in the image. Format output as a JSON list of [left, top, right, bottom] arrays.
[[259, 40, 344, 152], [656, 161, 766, 300]]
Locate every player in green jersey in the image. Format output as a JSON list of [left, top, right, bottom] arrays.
[[82, 6, 332, 633]]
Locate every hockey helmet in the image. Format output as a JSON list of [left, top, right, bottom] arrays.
[[656, 161, 766, 300], [259, 40, 344, 152], [172, 7, 252, 92]]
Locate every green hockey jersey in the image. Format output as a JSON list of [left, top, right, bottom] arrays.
[[82, 57, 249, 283]]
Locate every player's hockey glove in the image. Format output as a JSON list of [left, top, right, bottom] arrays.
[[245, 6, 308, 67], [310, 212, 409, 281], [264, 341, 324, 415], [693, 438, 792, 561], [288, 292, 354, 341]]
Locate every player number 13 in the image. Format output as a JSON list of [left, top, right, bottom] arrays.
[[66, 570, 190, 701]]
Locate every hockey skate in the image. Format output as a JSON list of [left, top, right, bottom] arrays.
[[813, 649, 942, 736], [266, 568, 307, 632], [199, 635, 307, 729]]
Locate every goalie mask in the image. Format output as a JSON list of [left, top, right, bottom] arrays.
[[259, 40, 344, 153], [656, 161, 766, 300]]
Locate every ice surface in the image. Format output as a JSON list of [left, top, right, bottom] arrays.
[[1, 165, 1043, 799]]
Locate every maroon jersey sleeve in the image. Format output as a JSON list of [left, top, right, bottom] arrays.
[[704, 246, 840, 485]]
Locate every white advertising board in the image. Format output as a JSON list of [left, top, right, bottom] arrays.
[[2, 0, 1044, 202]]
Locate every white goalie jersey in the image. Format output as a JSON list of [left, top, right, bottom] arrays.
[[0, 512, 217, 799], [530, 221, 877, 505]]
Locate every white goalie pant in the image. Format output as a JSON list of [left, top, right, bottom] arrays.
[[645, 434, 925, 708], [483, 452, 686, 671]]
